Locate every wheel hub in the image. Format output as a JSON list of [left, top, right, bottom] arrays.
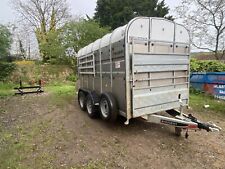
[[100, 99, 109, 118]]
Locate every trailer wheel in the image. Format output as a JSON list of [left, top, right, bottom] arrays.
[[175, 127, 182, 137], [86, 94, 98, 118], [78, 91, 86, 111], [99, 93, 118, 122]]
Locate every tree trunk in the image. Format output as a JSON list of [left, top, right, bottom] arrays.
[[215, 30, 220, 60]]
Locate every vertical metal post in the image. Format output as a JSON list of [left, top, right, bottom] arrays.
[[173, 22, 176, 53], [77, 57, 80, 90], [92, 53, 95, 90], [187, 43, 191, 107], [124, 36, 132, 125], [173, 70, 175, 88], [124, 37, 136, 122], [92, 53, 95, 76], [148, 18, 151, 53], [86, 55, 88, 88], [110, 40, 113, 92], [131, 38, 135, 89], [39, 79, 41, 86], [99, 41, 102, 93], [131, 38, 135, 115], [173, 24, 176, 90], [20, 80, 22, 88]]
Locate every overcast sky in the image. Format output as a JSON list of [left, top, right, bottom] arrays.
[[0, 0, 181, 57], [0, 0, 180, 24]]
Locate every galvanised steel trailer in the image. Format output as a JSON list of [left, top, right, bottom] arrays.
[[77, 17, 220, 137]]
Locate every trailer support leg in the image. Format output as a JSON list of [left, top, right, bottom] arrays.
[[124, 119, 130, 125], [185, 129, 189, 139]]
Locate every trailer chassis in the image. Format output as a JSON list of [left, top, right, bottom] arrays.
[[144, 109, 221, 138]]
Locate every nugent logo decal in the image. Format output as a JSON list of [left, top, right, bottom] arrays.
[[160, 120, 188, 127]]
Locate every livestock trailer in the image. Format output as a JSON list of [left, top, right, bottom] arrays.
[[77, 17, 220, 137]]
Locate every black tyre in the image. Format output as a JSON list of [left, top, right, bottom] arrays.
[[78, 91, 86, 111], [86, 94, 99, 118], [99, 93, 118, 122]]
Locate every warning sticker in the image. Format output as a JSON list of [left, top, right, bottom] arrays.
[[115, 61, 120, 69]]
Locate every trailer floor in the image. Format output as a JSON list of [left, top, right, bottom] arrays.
[[0, 93, 225, 169]]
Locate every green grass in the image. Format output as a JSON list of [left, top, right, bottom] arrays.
[[45, 82, 76, 107], [0, 82, 75, 168], [0, 118, 56, 169], [190, 92, 225, 115], [0, 82, 224, 168], [0, 132, 27, 169], [0, 123, 30, 169], [0, 81, 76, 98], [0, 83, 15, 97], [46, 82, 75, 96], [0, 63, 77, 168]]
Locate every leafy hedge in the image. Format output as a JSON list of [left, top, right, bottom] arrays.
[[190, 59, 225, 72], [0, 62, 16, 82]]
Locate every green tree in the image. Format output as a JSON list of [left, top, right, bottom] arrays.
[[62, 20, 110, 54], [0, 25, 12, 60], [13, 0, 70, 62], [94, 0, 172, 29], [40, 29, 66, 64]]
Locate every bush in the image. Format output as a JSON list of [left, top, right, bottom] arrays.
[[66, 74, 77, 82], [0, 62, 16, 82], [14, 60, 35, 66], [191, 58, 225, 72], [48, 57, 75, 65]]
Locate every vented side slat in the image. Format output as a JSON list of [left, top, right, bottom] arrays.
[[78, 53, 95, 75]]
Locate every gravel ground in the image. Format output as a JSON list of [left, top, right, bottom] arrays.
[[0, 93, 225, 169]]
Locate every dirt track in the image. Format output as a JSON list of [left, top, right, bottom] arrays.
[[1, 93, 225, 169]]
